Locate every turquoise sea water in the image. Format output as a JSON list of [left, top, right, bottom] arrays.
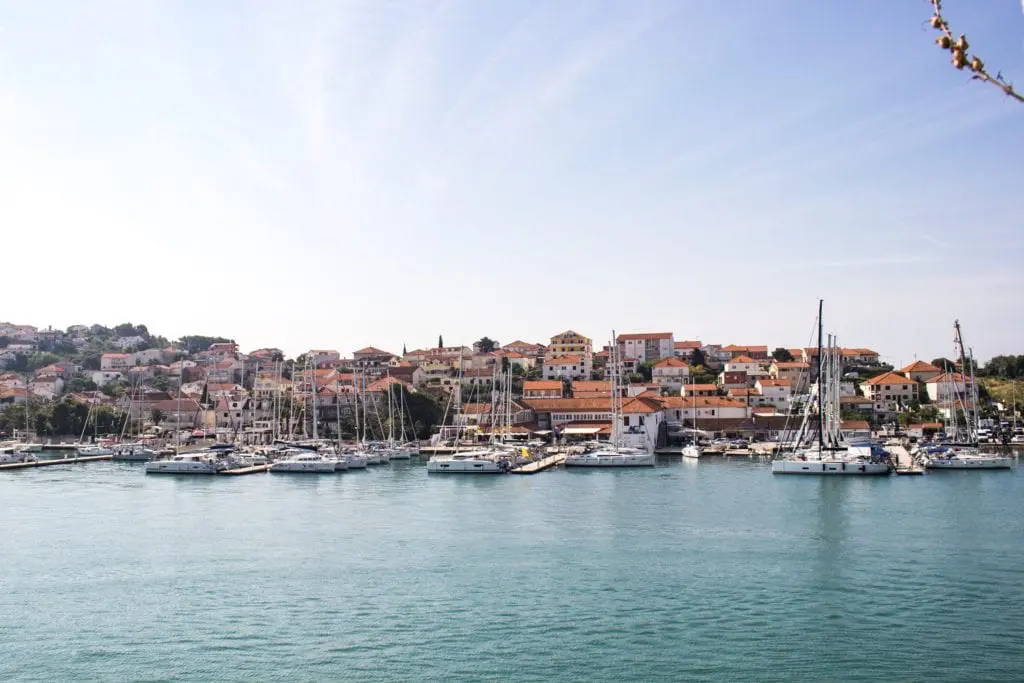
[[2, 456, 1023, 682]]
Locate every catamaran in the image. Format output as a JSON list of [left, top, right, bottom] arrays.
[[566, 331, 655, 468], [771, 301, 891, 475]]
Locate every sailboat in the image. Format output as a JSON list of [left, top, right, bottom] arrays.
[[919, 321, 1013, 470], [565, 331, 656, 468], [76, 404, 113, 456], [681, 374, 703, 459], [771, 301, 891, 475], [426, 353, 518, 473], [382, 373, 412, 460]]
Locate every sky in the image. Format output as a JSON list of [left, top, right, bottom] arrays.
[[0, 0, 1022, 366]]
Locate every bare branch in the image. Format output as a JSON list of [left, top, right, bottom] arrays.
[[929, 0, 1024, 103]]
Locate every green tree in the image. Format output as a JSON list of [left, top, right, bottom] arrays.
[[637, 362, 654, 382], [475, 337, 498, 353], [65, 376, 98, 393], [178, 335, 234, 354], [772, 347, 794, 362], [151, 408, 164, 425], [150, 375, 172, 392], [0, 335, 9, 348], [932, 357, 957, 371], [690, 348, 706, 367], [101, 381, 126, 398], [26, 352, 61, 372], [438, 335, 444, 348]]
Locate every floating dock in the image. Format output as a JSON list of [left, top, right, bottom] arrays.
[[219, 464, 271, 476], [0, 454, 114, 470], [510, 453, 565, 474]]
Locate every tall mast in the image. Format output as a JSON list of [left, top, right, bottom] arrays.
[[953, 320, 975, 442], [387, 368, 394, 444], [816, 299, 824, 452], [610, 330, 620, 451], [311, 355, 318, 440]]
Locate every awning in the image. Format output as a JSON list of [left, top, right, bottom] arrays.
[[562, 427, 601, 435]]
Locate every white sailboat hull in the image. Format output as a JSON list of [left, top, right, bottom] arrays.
[[0, 452, 37, 464], [269, 460, 338, 473], [681, 445, 702, 459], [76, 446, 113, 456], [926, 456, 1013, 470], [145, 460, 219, 474], [426, 459, 505, 473], [565, 452, 655, 467], [113, 450, 156, 462], [771, 459, 890, 475]]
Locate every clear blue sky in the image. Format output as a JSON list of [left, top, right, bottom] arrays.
[[1, 0, 1021, 365]]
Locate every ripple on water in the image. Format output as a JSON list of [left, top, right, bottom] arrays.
[[2, 460, 1024, 681]]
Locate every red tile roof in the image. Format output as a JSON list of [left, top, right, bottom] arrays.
[[862, 371, 914, 386], [524, 380, 563, 391], [901, 360, 941, 374], [545, 355, 582, 365], [618, 332, 672, 341]]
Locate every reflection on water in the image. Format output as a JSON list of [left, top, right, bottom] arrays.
[[1, 459, 1023, 682]]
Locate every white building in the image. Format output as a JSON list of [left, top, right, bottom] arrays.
[[924, 372, 975, 404], [724, 355, 764, 378], [543, 355, 589, 381], [861, 371, 917, 414], [618, 332, 675, 362], [91, 371, 124, 387], [100, 353, 135, 371], [651, 357, 690, 391], [754, 378, 792, 412]]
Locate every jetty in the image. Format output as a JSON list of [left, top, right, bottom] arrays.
[[219, 464, 271, 476], [0, 454, 113, 470], [510, 453, 565, 474]]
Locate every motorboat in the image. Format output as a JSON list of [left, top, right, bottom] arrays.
[[145, 453, 223, 474], [269, 452, 339, 473], [15, 442, 43, 453]]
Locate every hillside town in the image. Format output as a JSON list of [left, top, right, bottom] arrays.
[[1, 321, 1021, 447]]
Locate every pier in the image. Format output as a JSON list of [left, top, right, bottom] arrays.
[[0, 454, 114, 470], [219, 464, 271, 476], [510, 453, 565, 474]]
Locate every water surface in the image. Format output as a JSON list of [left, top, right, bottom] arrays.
[[2, 457, 1023, 681]]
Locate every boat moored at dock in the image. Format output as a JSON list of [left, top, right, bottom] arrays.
[[145, 453, 223, 475], [269, 452, 339, 473]]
